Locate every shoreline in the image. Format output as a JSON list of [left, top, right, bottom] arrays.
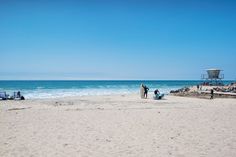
[[1, 80, 235, 99]]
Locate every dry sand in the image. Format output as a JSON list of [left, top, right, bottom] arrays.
[[1, 94, 236, 157]]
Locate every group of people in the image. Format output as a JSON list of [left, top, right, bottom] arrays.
[[0, 91, 25, 100], [140, 84, 164, 100], [141, 83, 216, 100]]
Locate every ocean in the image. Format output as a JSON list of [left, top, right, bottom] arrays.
[[0, 80, 234, 99]]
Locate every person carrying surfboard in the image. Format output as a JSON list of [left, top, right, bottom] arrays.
[[143, 84, 149, 99]]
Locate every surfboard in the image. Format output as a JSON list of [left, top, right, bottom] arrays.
[[140, 84, 145, 99]]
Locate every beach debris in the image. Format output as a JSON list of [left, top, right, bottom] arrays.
[[54, 101, 74, 106], [97, 107, 104, 110], [7, 107, 31, 111]]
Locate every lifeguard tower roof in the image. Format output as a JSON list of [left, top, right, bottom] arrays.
[[205, 69, 222, 79], [206, 68, 221, 70]]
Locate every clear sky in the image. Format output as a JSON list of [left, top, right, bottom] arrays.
[[0, 0, 236, 80]]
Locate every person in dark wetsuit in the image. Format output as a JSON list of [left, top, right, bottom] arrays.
[[210, 89, 214, 99], [197, 84, 199, 90], [16, 91, 25, 100], [17, 91, 21, 98], [154, 89, 160, 95], [143, 85, 149, 99]]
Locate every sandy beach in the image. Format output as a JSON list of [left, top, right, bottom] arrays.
[[1, 94, 236, 157]]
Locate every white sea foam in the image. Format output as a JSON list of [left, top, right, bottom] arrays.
[[23, 88, 138, 99], [36, 87, 44, 89], [21, 86, 179, 99], [1, 80, 227, 99]]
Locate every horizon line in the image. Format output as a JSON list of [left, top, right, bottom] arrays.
[[0, 79, 235, 81]]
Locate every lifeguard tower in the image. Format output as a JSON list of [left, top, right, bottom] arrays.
[[201, 69, 224, 86]]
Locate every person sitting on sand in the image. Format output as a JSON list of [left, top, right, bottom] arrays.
[[15, 91, 25, 100], [154, 89, 160, 95], [153, 89, 164, 100]]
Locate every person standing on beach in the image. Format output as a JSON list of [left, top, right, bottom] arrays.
[[210, 89, 214, 99], [197, 84, 199, 90], [143, 85, 149, 99]]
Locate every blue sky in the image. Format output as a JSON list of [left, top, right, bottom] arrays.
[[0, 0, 236, 80]]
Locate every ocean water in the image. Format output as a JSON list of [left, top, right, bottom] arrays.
[[0, 80, 234, 99]]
